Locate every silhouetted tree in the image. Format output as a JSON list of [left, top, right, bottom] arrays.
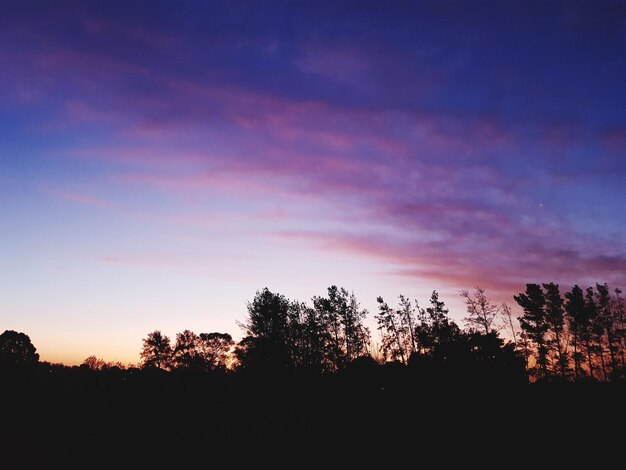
[[312, 286, 369, 370], [409, 291, 461, 364], [500, 303, 517, 345], [284, 300, 306, 369], [584, 287, 599, 379], [414, 302, 430, 354], [595, 283, 625, 378], [197, 332, 234, 371], [461, 287, 499, 334], [82, 355, 107, 370], [312, 291, 342, 369], [316, 286, 347, 368], [543, 283, 568, 378], [463, 331, 527, 384], [594, 283, 615, 378], [140, 330, 172, 370], [173, 330, 201, 369], [287, 300, 335, 372], [376, 295, 419, 363], [236, 288, 292, 372], [376, 296, 407, 363], [425, 290, 460, 350], [398, 295, 418, 355], [514, 284, 549, 380], [0, 330, 39, 366], [107, 361, 127, 370], [343, 290, 370, 361], [565, 285, 586, 379], [613, 288, 626, 368], [300, 302, 332, 372]]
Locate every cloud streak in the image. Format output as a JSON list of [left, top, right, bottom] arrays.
[[2, 1, 625, 338]]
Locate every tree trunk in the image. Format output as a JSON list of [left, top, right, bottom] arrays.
[[407, 314, 417, 355], [606, 328, 618, 375], [598, 343, 608, 381], [585, 339, 594, 379], [389, 315, 405, 365], [572, 330, 580, 380], [508, 315, 517, 345], [554, 329, 566, 377]]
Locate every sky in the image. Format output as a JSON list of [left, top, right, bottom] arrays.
[[1, 0, 625, 365]]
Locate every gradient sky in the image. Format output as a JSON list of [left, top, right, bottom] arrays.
[[1, 1, 625, 365]]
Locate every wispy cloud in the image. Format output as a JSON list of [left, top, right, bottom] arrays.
[[4, 0, 625, 302], [50, 190, 116, 210]]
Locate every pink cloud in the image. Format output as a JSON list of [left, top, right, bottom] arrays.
[[295, 44, 372, 85], [63, 100, 124, 124], [274, 228, 626, 304], [32, 46, 149, 83], [250, 209, 291, 221], [51, 190, 115, 209], [65, 146, 212, 168], [8, 26, 621, 306], [130, 212, 224, 227], [49, 187, 225, 228]]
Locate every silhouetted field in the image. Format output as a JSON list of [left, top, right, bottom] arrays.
[[2, 364, 625, 465]]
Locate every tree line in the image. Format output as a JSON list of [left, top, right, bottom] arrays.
[[129, 282, 626, 382], [515, 282, 625, 381], [2, 282, 625, 383]]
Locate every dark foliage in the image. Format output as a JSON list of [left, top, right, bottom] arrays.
[[0, 330, 39, 367]]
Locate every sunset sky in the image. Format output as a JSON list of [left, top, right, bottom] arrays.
[[1, 1, 625, 365]]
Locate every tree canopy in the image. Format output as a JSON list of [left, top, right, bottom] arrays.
[[0, 330, 39, 366]]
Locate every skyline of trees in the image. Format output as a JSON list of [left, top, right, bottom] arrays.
[[3, 282, 626, 383], [235, 286, 371, 373], [515, 282, 625, 381]]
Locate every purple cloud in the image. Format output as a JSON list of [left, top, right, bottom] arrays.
[[2, 1, 625, 366]]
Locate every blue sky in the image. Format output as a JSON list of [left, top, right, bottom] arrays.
[[1, 0, 625, 364]]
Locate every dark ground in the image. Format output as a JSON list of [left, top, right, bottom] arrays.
[[2, 366, 624, 466]]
